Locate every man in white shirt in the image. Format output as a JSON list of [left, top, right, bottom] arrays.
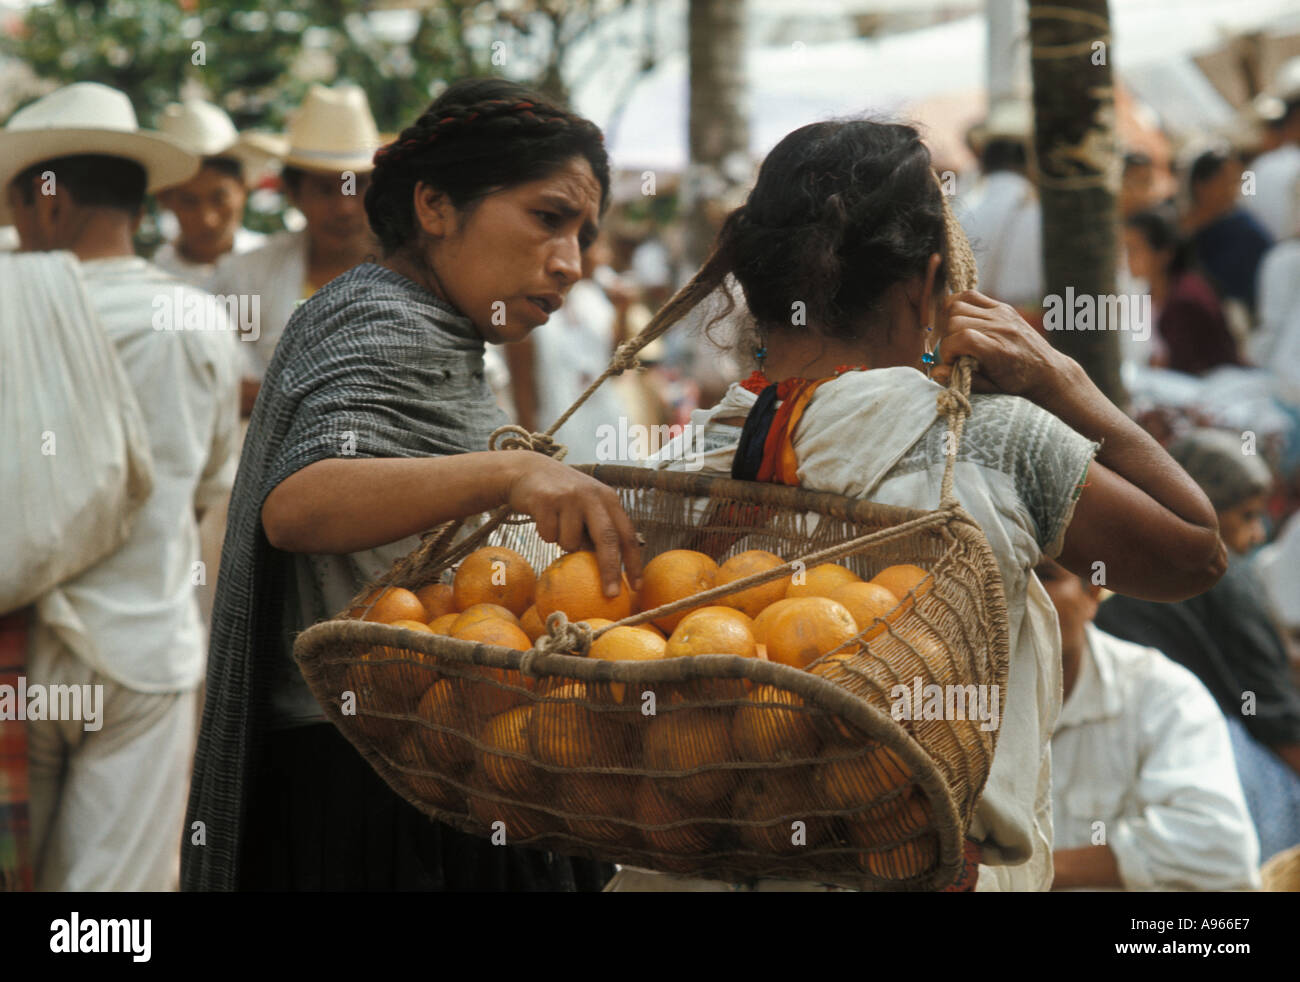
[[210, 84, 380, 417], [956, 102, 1043, 312], [1241, 58, 1300, 243], [1037, 558, 1260, 891], [152, 100, 268, 291], [2, 82, 240, 891]]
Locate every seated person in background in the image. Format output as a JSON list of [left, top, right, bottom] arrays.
[[1124, 208, 1241, 376], [1097, 428, 1300, 861], [1184, 147, 1273, 319], [1040, 558, 1259, 891]]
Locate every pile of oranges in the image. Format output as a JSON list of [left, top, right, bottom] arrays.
[[342, 545, 944, 880]]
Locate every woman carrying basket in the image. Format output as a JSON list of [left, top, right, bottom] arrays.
[[609, 120, 1226, 891], [183, 79, 643, 892]]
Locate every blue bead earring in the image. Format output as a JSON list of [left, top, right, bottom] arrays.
[[920, 324, 936, 366]]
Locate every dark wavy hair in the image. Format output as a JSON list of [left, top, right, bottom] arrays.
[[364, 78, 610, 255], [642, 119, 975, 352]]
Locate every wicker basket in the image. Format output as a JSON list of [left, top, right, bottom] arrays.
[[294, 395, 1010, 890]]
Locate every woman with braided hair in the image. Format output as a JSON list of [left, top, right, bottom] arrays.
[[184, 78, 642, 891], [612, 119, 1229, 891]]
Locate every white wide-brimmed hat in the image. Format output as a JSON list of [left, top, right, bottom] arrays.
[[157, 99, 275, 188], [242, 83, 381, 175], [0, 82, 198, 224]]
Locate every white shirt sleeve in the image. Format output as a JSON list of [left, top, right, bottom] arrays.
[[1106, 662, 1261, 891]]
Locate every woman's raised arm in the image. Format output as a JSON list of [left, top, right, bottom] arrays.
[[934, 291, 1225, 601], [261, 449, 643, 595]]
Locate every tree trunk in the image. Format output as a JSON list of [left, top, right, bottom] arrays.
[[686, 0, 749, 269], [1027, 0, 1127, 408]]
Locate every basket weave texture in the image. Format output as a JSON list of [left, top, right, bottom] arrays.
[[294, 432, 1010, 890]]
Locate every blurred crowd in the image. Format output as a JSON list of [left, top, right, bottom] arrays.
[[3, 53, 1300, 893]]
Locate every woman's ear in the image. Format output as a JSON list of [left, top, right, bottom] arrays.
[[411, 181, 455, 239]]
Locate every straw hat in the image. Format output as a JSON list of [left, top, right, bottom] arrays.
[[0, 82, 198, 223], [242, 84, 381, 174], [157, 99, 275, 188]]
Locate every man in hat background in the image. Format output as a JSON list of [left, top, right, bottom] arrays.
[[211, 84, 381, 417], [2, 81, 241, 890], [1241, 57, 1300, 244], [955, 101, 1044, 314], [153, 99, 269, 292]]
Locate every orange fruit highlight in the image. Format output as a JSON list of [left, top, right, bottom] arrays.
[[815, 741, 913, 810], [349, 586, 427, 624], [638, 549, 719, 633], [827, 581, 901, 642], [475, 705, 539, 796], [453, 546, 537, 617], [869, 564, 932, 606], [752, 597, 801, 646], [534, 550, 633, 623], [634, 780, 714, 858], [415, 680, 473, 769], [764, 597, 859, 669], [428, 612, 459, 635], [451, 618, 532, 716], [414, 582, 456, 620], [643, 708, 737, 807], [451, 603, 520, 634], [715, 550, 790, 618], [589, 625, 668, 705], [529, 680, 627, 768], [665, 607, 756, 659], [733, 685, 821, 762], [785, 563, 861, 600]]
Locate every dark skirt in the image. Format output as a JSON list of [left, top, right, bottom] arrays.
[[238, 722, 613, 891]]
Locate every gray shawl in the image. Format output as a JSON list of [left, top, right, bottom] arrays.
[[182, 262, 506, 891]]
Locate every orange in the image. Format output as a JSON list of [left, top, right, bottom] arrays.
[[827, 582, 901, 642], [815, 741, 913, 810], [733, 685, 821, 762], [450, 618, 532, 717], [453, 546, 537, 618], [427, 612, 459, 635], [843, 789, 933, 849], [414, 582, 456, 620], [857, 832, 940, 880], [475, 705, 540, 796], [715, 550, 790, 618], [468, 795, 553, 843], [643, 708, 737, 807], [869, 564, 932, 606], [638, 549, 719, 633], [664, 607, 756, 659], [731, 769, 828, 853], [634, 780, 714, 859], [751, 597, 802, 646], [450, 603, 520, 634], [398, 731, 463, 812], [415, 680, 473, 769], [589, 626, 668, 704], [349, 586, 427, 624], [558, 773, 638, 845], [534, 550, 634, 623], [528, 680, 627, 768], [764, 597, 859, 669], [388, 619, 435, 635], [785, 563, 861, 600], [519, 605, 546, 642]]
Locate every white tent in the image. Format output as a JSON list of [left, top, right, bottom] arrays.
[[571, 0, 1300, 172]]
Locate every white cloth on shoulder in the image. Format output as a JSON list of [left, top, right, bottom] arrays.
[[609, 367, 1097, 892]]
